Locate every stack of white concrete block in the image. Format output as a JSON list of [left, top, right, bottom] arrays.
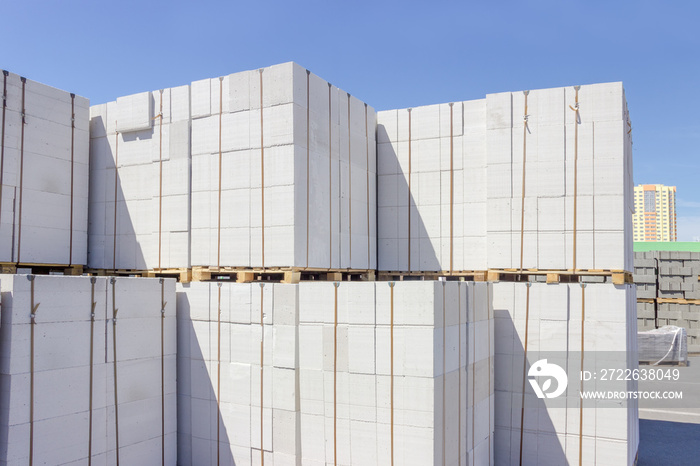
[[0, 71, 89, 265], [377, 101, 488, 272], [0, 275, 176, 465], [189, 62, 377, 269], [486, 83, 634, 271], [89, 85, 191, 270], [376, 82, 634, 273], [492, 282, 639, 465], [89, 62, 377, 271], [176, 280, 493, 465]]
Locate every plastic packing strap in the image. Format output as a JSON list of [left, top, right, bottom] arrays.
[[111, 277, 120, 465], [328, 83, 332, 269], [518, 282, 531, 466], [259, 70, 265, 269], [333, 282, 339, 466], [160, 278, 166, 466], [389, 281, 395, 466], [16, 77, 27, 263], [348, 93, 352, 266], [69, 93, 76, 265], [518, 91, 529, 273], [260, 283, 265, 465], [28, 275, 39, 466], [579, 283, 586, 466], [365, 103, 370, 269], [306, 70, 310, 268], [569, 86, 581, 271], [407, 108, 412, 272], [0, 70, 8, 227], [217, 282, 222, 465], [449, 103, 454, 274], [157, 90, 164, 269], [89, 277, 97, 465], [217, 78, 223, 268]]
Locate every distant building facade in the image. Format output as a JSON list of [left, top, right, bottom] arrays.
[[633, 184, 677, 241]]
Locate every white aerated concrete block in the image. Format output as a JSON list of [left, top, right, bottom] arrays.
[[492, 282, 638, 465], [0, 71, 89, 265], [0, 275, 176, 465]]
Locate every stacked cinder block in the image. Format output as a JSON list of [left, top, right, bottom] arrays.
[[656, 251, 700, 300], [376, 83, 634, 273], [88, 62, 377, 271], [376, 101, 487, 272], [633, 252, 657, 299], [0, 71, 89, 265], [633, 251, 700, 351], [492, 282, 639, 465], [176, 281, 494, 466], [0, 275, 177, 465]]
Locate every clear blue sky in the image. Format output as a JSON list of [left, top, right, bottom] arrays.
[[3, 0, 699, 239]]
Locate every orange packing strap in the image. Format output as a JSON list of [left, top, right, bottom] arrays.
[[449, 103, 454, 275], [518, 282, 531, 466], [487, 284, 493, 464], [407, 108, 412, 272], [471, 285, 475, 454], [160, 279, 167, 466], [88, 277, 97, 466], [333, 282, 340, 466], [259, 70, 265, 269], [0, 70, 8, 227], [328, 83, 333, 269], [69, 93, 75, 265], [442, 282, 446, 465], [28, 275, 39, 466], [457, 285, 462, 463], [306, 70, 311, 268], [569, 86, 581, 271], [217, 78, 223, 268], [16, 77, 27, 264], [112, 128, 119, 270], [157, 89, 164, 269], [365, 103, 370, 268], [260, 283, 266, 466], [347, 93, 352, 265], [519, 91, 529, 273], [111, 277, 120, 465], [389, 281, 395, 466], [217, 282, 222, 466], [579, 283, 586, 466]]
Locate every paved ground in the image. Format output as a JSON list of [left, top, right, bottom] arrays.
[[637, 355, 700, 465]]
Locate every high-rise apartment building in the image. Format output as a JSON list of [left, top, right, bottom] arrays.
[[633, 184, 677, 241]]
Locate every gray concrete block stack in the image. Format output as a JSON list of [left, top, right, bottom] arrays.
[[657, 251, 700, 300], [634, 251, 700, 352]]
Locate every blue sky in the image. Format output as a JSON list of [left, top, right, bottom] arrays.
[[3, 1, 699, 239]]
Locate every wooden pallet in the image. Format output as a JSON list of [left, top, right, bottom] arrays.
[[191, 267, 375, 283], [486, 268, 633, 284], [638, 360, 689, 367], [1, 262, 84, 276], [656, 298, 700, 305], [376, 270, 488, 282]]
